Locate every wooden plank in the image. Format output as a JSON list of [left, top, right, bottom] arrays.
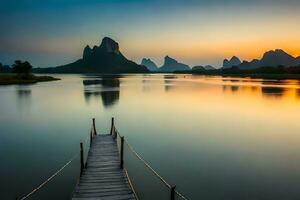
[[73, 193, 136, 200], [72, 134, 136, 200]]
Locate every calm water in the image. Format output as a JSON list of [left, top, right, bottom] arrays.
[[1, 74, 300, 200]]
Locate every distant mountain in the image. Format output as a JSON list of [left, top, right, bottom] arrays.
[[237, 49, 300, 69], [192, 66, 206, 71], [83, 45, 93, 59], [192, 65, 216, 72], [238, 59, 260, 69], [159, 56, 190, 72], [204, 65, 215, 70], [223, 56, 242, 68], [260, 49, 298, 66], [141, 58, 158, 71], [34, 37, 149, 73]]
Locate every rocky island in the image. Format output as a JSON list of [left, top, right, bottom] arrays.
[[34, 37, 149, 74]]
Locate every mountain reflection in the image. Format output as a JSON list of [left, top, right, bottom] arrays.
[[297, 89, 300, 99], [100, 91, 119, 108], [218, 77, 300, 100], [83, 77, 120, 108], [163, 75, 177, 91], [223, 85, 240, 93], [261, 87, 286, 98]]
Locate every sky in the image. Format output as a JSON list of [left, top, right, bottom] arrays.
[[0, 0, 300, 68]]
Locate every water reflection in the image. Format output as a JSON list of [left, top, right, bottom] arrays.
[[297, 89, 300, 99], [16, 86, 32, 113], [3, 74, 300, 200], [223, 85, 240, 93], [164, 75, 177, 92], [83, 77, 120, 108], [84, 90, 101, 103], [141, 75, 152, 92], [261, 87, 286, 98], [218, 77, 300, 100], [100, 90, 119, 107]]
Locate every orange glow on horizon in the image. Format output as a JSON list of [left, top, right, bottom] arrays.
[[124, 37, 300, 66]]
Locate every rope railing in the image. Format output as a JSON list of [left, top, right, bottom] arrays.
[[17, 119, 95, 200], [124, 139, 171, 189], [109, 117, 190, 200], [18, 118, 190, 200], [175, 190, 190, 200], [18, 153, 79, 200]]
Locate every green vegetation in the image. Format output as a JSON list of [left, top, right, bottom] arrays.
[[0, 73, 60, 85], [12, 60, 33, 73], [0, 60, 60, 85]]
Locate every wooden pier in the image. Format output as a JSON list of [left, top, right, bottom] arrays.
[[72, 119, 136, 200], [18, 118, 189, 200]]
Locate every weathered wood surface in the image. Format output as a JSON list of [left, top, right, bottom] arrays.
[[72, 134, 136, 200]]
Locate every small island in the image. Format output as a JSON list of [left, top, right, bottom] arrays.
[[0, 60, 60, 85]]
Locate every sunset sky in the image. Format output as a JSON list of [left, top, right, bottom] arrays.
[[1, 0, 300, 67]]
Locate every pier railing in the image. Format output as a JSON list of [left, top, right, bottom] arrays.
[[110, 117, 189, 200], [18, 118, 190, 200], [18, 120, 95, 200]]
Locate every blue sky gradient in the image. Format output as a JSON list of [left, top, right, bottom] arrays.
[[1, 0, 300, 67]]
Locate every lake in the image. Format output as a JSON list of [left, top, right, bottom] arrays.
[[1, 74, 300, 200]]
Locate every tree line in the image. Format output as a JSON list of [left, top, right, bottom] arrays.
[[0, 60, 33, 74]]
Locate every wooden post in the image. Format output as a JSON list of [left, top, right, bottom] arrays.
[[90, 130, 93, 147], [92, 118, 97, 135], [120, 136, 124, 169], [170, 185, 176, 200], [110, 117, 114, 135], [80, 142, 84, 176]]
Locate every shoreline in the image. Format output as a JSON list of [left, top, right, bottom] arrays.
[[0, 73, 60, 85], [193, 73, 300, 80], [18, 71, 300, 81], [173, 72, 300, 80]]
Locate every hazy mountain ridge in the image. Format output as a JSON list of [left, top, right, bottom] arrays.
[[203, 65, 215, 70], [223, 56, 242, 68], [192, 65, 215, 71], [141, 58, 158, 71], [159, 56, 190, 72], [227, 49, 300, 69], [192, 66, 206, 71]]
